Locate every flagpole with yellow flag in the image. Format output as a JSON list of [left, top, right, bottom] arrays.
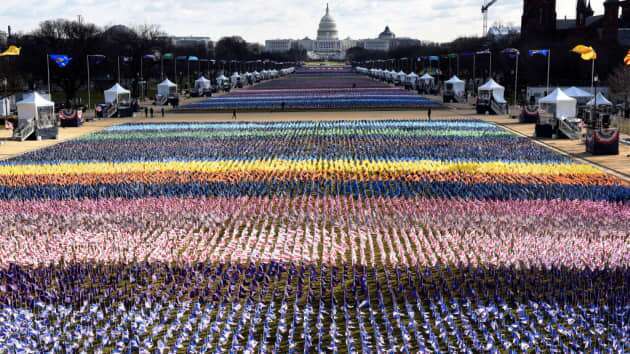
[[571, 45, 597, 95]]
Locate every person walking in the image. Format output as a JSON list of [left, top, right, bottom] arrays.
[[161, 107, 165, 118], [232, 109, 237, 120], [144, 107, 148, 118], [149, 107, 154, 118], [427, 107, 432, 121]]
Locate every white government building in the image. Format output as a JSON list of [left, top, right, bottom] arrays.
[[265, 4, 418, 60]]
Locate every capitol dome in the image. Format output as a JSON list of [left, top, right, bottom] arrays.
[[378, 26, 396, 40], [317, 4, 339, 40]]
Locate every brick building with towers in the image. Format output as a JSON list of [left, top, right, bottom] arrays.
[[521, 0, 630, 45]]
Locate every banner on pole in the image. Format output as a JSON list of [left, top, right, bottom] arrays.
[[528, 49, 549, 57], [49, 55, 72, 68]]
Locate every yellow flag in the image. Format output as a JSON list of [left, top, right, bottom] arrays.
[[571, 45, 596, 61], [580, 50, 597, 61], [0, 45, 21, 57]]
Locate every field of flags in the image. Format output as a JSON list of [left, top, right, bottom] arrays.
[[0, 120, 629, 352], [179, 69, 438, 112]]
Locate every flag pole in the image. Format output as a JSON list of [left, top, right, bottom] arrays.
[[472, 54, 476, 86], [546, 50, 551, 93], [140, 56, 144, 101], [86, 55, 91, 110], [514, 52, 519, 105], [489, 51, 492, 79], [46, 54, 51, 98], [456, 54, 460, 76], [591, 58, 595, 95]]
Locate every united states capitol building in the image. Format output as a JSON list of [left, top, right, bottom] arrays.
[[265, 4, 420, 60]]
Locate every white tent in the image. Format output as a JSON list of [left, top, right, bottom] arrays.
[[564, 86, 593, 102], [157, 79, 177, 97], [230, 72, 241, 85], [445, 75, 466, 95], [539, 88, 577, 118], [104, 83, 131, 104], [217, 75, 228, 85], [17, 92, 54, 121], [407, 72, 419, 84], [419, 73, 434, 84], [194, 76, 211, 90], [587, 92, 613, 106], [397, 71, 407, 81], [478, 79, 506, 104]]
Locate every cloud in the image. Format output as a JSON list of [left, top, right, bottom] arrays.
[[1, 0, 601, 44]]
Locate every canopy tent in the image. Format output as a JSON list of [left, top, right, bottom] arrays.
[[104, 83, 131, 104], [216, 75, 228, 85], [397, 71, 407, 81], [587, 92, 613, 107], [407, 72, 419, 84], [194, 76, 211, 90], [445, 75, 466, 95], [478, 79, 506, 104], [419, 73, 434, 84], [157, 79, 177, 97], [539, 88, 577, 118], [17, 92, 54, 121], [564, 86, 594, 104], [231, 72, 242, 85]]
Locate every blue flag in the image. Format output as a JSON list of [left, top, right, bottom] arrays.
[[49, 54, 72, 68], [528, 49, 549, 57], [88, 55, 106, 64]]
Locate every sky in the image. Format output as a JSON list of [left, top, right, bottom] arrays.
[[1, 0, 604, 44]]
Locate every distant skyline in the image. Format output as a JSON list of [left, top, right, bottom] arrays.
[[2, 0, 604, 44]]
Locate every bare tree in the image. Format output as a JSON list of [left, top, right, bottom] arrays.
[[608, 65, 630, 103]]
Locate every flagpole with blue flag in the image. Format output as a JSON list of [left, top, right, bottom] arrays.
[[528, 49, 551, 92]]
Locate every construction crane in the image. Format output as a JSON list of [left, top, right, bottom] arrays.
[[482, 0, 498, 36]]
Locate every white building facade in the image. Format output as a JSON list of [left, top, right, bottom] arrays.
[[264, 6, 419, 59]]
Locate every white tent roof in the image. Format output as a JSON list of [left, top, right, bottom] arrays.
[[105, 83, 130, 95], [539, 88, 576, 104], [407, 72, 419, 78], [587, 92, 613, 106], [419, 73, 434, 81], [564, 86, 593, 99], [195, 76, 210, 83], [479, 79, 504, 91], [104, 83, 130, 103], [17, 92, 54, 121], [231, 72, 241, 78], [158, 79, 177, 88], [539, 88, 577, 118], [445, 75, 465, 84], [17, 92, 54, 107]]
